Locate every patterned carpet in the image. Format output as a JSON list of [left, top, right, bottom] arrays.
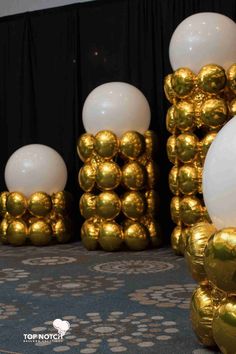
[[0, 242, 220, 354]]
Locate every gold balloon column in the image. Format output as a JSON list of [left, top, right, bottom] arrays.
[[77, 130, 161, 251], [0, 191, 73, 246], [165, 63, 236, 255]]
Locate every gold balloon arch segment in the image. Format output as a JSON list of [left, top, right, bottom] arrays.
[[165, 63, 236, 256], [77, 130, 161, 251]]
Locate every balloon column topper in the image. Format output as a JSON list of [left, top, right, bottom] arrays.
[[0, 144, 73, 246]]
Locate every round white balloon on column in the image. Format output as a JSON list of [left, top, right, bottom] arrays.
[[5, 144, 67, 197], [82, 82, 151, 136], [169, 12, 236, 73], [203, 116, 236, 229]]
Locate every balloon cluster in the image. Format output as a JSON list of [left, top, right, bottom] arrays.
[[78, 130, 162, 251], [165, 63, 236, 255], [0, 191, 73, 246]]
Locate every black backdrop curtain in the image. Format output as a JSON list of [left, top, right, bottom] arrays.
[[0, 0, 235, 241]]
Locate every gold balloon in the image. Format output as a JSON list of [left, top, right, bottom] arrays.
[[146, 161, 159, 189], [28, 192, 52, 217], [6, 192, 27, 218], [176, 133, 198, 163], [138, 153, 149, 167], [99, 221, 123, 251], [200, 98, 228, 128], [164, 74, 177, 103], [122, 191, 146, 220], [229, 98, 236, 116], [89, 152, 105, 170], [96, 161, 121, 190], [122, 162, 146, 190], [124, 222, 149, 251], [145, 189, 159, 216], [212, 297, 236, 354], [188, 87, 208, 125], [78, 163, 96, 192], [227, 63, 236, 94], [169, 166, 179, 195], [52, 217, 72, 243], [144, 130, 158, 158], [141, 215, 162, 248], [185, 222, 216, 283], [0, 191, 9, 216], [7, 219, 27, 246], [167, 135, 177, 164], [45, 210, 60, 224], [166, 106, 176, 134], [79, 193, 97, 219], [0, 218, 10, 244], [198, 64, 226, 94], [52, 191, 73, 215], [180, 196, 203, 226], [178, 164, 198, 195], [77, 133, 95, 162], [96, 191, 121, 220], [171, 68, 195, 98], [29, 220, 52, 246], [200, 131, 217, 161], [94, 130, 118, 159], [171, 226, 182, 256], [204, 228, 236, 293], [81, 218, 100, 251], [170, 196, 181, 225], [120, 131, 145, 160], [190, 285, 215, 347], [174, 101, 195, 132], [179, 227, 191, 255]]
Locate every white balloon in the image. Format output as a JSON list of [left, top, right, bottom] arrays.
[[203, 116, 236, 229], [82, 82, 151, 136], [5, 144, 67, 197], [169, 12, 236, 73]]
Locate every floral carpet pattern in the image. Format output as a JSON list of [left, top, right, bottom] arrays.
[[0, 242, 220, 354]]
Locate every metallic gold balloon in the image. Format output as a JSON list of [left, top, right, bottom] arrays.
[[190, 285, 215, 347], [0, 218, 10, 244], [145, 190, 159, 216], [167, 135, 177, 164], [200, 98, 228, 128], [0, 191, 9, 216], [89, 152, 105, 170], [171, 68, 195, 98], [6, 192, 27, 218], [137, 153, 149, 167], [175, 101, 195, 132], [96, 161, 121, 190], [79, 193, 97, 219], [28, 192, 52, 217], [166, 106, 176, 134], [176, 133, 198, 163], [124, 222, 149, 251], [171, 226, 182, 256], [141, 215, 162, 248], [204, 228, 236, 293], [120, 131, 145, 160], [99, 221, 123, 251], [45, 210, 60, 224], [212, 297, 236, 354], [146, 161, 159, 189], [170, 196, 181, 225], [122, 162, 146, 190], [144, 130, 158, 158], [7, 219, 27, 246], [78, 163, 96, 192], [178, 164, 198, 195], [180, 196, 203, 226], [77, 133, 95, 162], [94, 130, 118, 159], [81, 218, 100, 251], [227, 63, 236, 94], [29, 220, 52, 246], [200, 131, 217, 161], [122, 191, 146, 220], [185, 222, 216, 283], [169, 166, 179, 195], [188, 87, 208, 126], [52, 217, 72, 243], [229, 98, 236, 116], [164, 74, 177, 104], [52, 191, 73, 215], [198, 64, 226, 94], [96, 191, 121, 220], [179, 227, 190, 255]]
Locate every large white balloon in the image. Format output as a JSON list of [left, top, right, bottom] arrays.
[[169, 12, 236, 73], [5, 144, 67, 197], [203, 116, 236, 229], [82, 82, 151, 136]]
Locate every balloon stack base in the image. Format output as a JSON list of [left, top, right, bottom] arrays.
[[77, 130, 162, 251], [0, 191, 73, 246], [165, 63, 236, 256], [185, 221, 236, 353]]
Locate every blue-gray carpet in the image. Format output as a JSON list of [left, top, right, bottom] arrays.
[[0, 243, 220, 354]]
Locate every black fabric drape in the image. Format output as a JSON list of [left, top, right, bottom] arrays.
[[0, 0, 235, 241]]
